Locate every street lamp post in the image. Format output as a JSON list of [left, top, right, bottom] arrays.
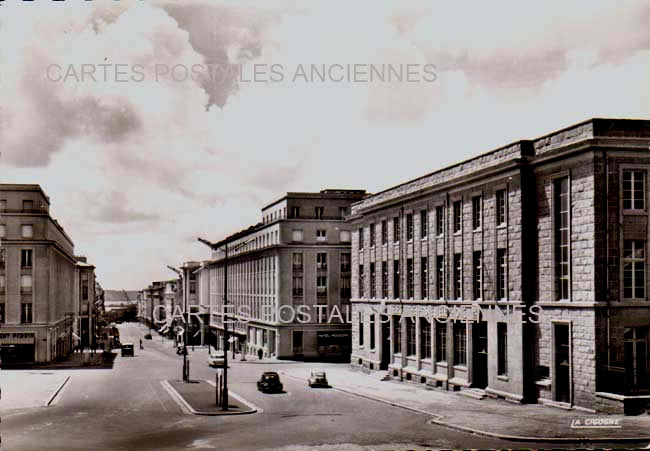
[[167, 265, 188, 382], [199, 237, 253, 411]]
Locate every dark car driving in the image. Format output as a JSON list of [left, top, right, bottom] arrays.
[[257, 372, 283, 393]]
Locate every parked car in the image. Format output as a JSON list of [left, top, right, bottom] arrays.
[[208, 351, 225, 367], [144, 333, 152, 340], [121, 343, 134, 357], [307, 371, 329, 388], [257, 372, 283, 393]]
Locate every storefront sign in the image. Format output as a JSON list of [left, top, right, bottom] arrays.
[[0, 332, 36, 344]]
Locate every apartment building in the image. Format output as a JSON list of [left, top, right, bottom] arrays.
[[0, 184, 96, 363], [196, 189, 366, 359], [349, 119, 650, 414]]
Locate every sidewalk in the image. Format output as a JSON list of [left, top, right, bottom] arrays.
[[0, 371, 70, 410], [1, 351, 117, 370], [282, 366, 650, 443], [162, 379, 258, 416]]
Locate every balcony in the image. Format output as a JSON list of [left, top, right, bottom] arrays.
[[316, 286, 327, 296], [316, 263, 328, 271], [292, 264, 303, 272]]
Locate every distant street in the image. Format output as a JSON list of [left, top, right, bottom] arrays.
[[0, 324, 616, 450]]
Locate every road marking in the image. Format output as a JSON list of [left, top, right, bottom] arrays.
[[46, 376, 71, 407], [149, 381, 168, 412], [160, 380, 193, 415]]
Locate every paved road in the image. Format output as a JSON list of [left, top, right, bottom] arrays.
[[0, 323, 620, 450]]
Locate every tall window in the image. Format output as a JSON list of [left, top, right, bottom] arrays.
[[420, 318, 431, 359], [473, 251, 482, 300], [498, 323, 508, 376], [341, 253, 351, 272], [0, 303, 4, 323], [436, 256, 445, 299], [21, 303, 33, 324], [436, 206, 444, 236], [393, 217, 400, 243], [358, 264, 365, 298], [370, 262, 377, 298], [406, 317, 416, 356], [420, 210, 428, 239], [393, 316, 402, 354], [317, 253, 327, 270], [472, 196, 482, 230], [0, 224, 5, 238], [623, 170, 645, 210], [393, 260, 400, 298], [381, 220, 387, 245], [315, 206, 324, 219], [381, 261, 388, 298], [421, 257, 428, 299], [453, 201, 462, 233], [555, 176, 570, 300], [21, 249, 33, 268], [406, 214, 414, 241], [359, 316, 364, 347], [370, 223, 376, 247], [0, 248, 4, 267], [453, 253, 462, 300], [436, 323, 447, 362], [290, 206, 300, 218], [316, 230, 327, 242], [339, 206, 348, 218], [292, 276, 303, 296], [497, 249, 507, 300], [406, 258, 414, 299], [624, 240, 646, 299], [370, 314, 376, 349], [340, 275, 351, 299], [293, 252, 303, 271], [316, 275, 327, 295], [453, 322, 467, 366], [358, 228, 364, 250], [496, 189, 507, 226], [624, 327, 648, 391]]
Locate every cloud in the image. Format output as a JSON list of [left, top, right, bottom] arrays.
[[1, 0, 650, 289]]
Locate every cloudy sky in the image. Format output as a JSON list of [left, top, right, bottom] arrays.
[[1, 0, 650, 289]]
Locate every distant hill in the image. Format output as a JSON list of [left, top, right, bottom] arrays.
[[104, 290, 140, 311]]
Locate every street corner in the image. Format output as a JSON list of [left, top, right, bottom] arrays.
[[0, 371, 71, 410], [161, 379, 260, 416]]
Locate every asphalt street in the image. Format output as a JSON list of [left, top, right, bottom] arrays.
[[0, 323, 617, 450]]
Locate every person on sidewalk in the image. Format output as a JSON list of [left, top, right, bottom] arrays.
[[258, 349, 263, 360]]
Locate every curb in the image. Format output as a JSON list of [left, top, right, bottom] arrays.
[[161, 380, 258, 416], [281, 372, 650, 444], [46, 376, 70, 407]]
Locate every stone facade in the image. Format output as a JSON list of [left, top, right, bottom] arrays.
[[349, 118, 650, 414]]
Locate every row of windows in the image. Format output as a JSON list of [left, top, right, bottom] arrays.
[[358, 316, 509, 376], [0, 249, 34, 269], [358, 250, 508, 301], [0, 303, 32, 324], [0, 200, 36, 212], [292, 229, 351, 243], [292, 252, 351, 272], [286, 206, 350, 220], [358, 190, 508, 250], [0, 224, 34, 239]]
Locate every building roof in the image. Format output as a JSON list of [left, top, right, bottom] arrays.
[[352, 118, 650, 214], [262, 189, 367, 211]]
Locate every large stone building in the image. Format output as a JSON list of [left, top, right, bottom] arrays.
[[349, 119, 650, 414], [0, 184, 96, 363], [196, 189, 366, 360]]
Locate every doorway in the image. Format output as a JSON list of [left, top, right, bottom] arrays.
[[554, 323, 571, 403], [472, 322, 488, 388], [380, 315, 390, 370]]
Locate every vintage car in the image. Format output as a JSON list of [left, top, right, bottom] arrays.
[[257, 372, 283, 393], [307, 371, 329, 388], [121, 343, 134, 357], [208, 351, 226, 367]]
